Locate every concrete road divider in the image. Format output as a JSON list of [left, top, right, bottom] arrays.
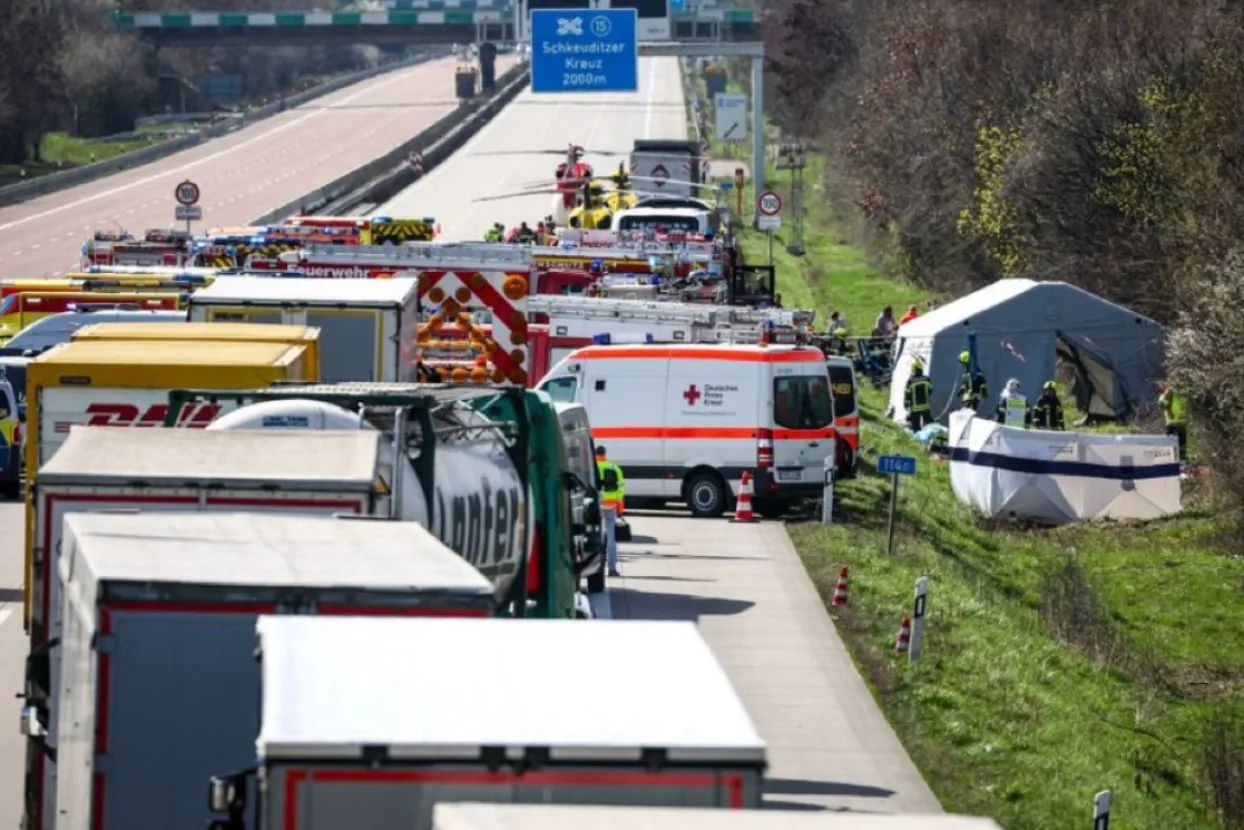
[[0, 52, 443, 210], [253, 62, 530, 223]]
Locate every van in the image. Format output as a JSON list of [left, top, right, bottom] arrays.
[[539, 343, 836, 518], [827, 355, 860, 477]]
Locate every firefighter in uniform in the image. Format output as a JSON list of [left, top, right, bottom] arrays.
[[996, 378, 1031, 428], [1031, 381, 1065, 430], [595, 446, 625, 578], [515, 221, 536, 244], [959, 351, 987, 411], [904, 361, 934, 431]]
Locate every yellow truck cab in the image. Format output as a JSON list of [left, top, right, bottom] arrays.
[[70, 322, 323, 381]]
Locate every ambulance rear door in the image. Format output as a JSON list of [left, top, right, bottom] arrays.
[[576, 352, 669, 500], [769, 358, 835, 490]]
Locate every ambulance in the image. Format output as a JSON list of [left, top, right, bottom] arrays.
[[538, 342, 836, 518]]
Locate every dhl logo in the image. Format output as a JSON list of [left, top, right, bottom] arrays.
[[54, 401, 223, 433]]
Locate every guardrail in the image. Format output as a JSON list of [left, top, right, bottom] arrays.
[[0, 52, 437, 210], [252, 61, 529, 223]]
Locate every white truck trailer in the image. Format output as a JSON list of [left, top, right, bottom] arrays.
[[433, 804, 1006, 830], [209, 616, 767, 829], [53, 511, 495, 830], [25, 426, 385, 830]]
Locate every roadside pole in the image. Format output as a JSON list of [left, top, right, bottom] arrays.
[[1094, 790, 1112, 829], [909, 576, 928, 663], [877, 454, 916, 556], [821, 450, 835, 525]]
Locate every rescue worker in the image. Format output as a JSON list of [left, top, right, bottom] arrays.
[[996, 378, 1031, 428], [595, 446, 625, 578], [515, 221, 536, 244], [484, 222, 504, 243], [827, 327, 849, 355], [1158, 380, 1188, 461], [610, 161, 631, 191], [904, 361, 934, 431], [1031, 381, 1066, 430], [958, 351, 987, 411], [899, 305, 919, 326]]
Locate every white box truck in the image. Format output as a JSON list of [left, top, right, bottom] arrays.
[[25, 426, 384, 830], [432, 804, 1006, 830], [210, 616, 767, 829], [53, 511, 495, 830], [186, 276, 420, 382]]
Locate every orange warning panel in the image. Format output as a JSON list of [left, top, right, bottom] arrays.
[[416, 268, 530, 386]]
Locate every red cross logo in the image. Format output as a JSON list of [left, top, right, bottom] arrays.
[[683, 385, 702, 405]]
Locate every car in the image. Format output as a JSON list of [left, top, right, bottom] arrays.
[[0, 308, 187, 356]]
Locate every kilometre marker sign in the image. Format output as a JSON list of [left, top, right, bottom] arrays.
[[175, 180, 200, 206], [757, 190, 782, 216]]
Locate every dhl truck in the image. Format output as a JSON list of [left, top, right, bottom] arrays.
[[287, 214, 440, 244], [71, 321, 324, 381], [22, 339, 315, 627], [0, 291, 184, 344]]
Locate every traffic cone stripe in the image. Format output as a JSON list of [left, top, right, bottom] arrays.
[[895, 615, 911, 654], [831, 566, 849, 606], [732, 470, 757, 523]]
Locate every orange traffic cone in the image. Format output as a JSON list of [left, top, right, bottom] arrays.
[[831, 566, 849, 606], [732, 471, 757, 523], [895, 616, 911, 654]]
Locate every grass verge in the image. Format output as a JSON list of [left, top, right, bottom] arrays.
[[685, 72, 1244, 830]]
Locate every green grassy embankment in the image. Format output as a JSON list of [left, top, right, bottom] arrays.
[[686, 69, 1244, 830]]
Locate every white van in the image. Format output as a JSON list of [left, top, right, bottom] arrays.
[[539, 343, 836, 518], [611, 206, 710, 236]]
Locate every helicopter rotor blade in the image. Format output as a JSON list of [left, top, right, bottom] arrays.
[[471, 189, 564, 203]]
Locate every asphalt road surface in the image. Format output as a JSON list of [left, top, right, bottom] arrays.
[[0, 53, 516, 280], [381, 56, 688, 240]]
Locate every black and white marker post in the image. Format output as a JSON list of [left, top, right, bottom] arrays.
[[1094, 790, 1112, 829], [909, 576, 929, 663]]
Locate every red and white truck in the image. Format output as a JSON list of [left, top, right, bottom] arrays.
[[207, 615, 766, 829], [52, 511, 495, 830], [26, 425, 388, 830]]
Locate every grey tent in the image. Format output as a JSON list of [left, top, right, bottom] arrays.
[[889, 279, 1164, 424]]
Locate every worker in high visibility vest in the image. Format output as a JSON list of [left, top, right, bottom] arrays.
[[996, 378, 1031, 428], [1158, 380, 1188, 461], [904, 361, 933, 430], [596, 446, 625, 578]]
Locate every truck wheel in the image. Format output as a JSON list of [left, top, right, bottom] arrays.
[[685, 470, 727, 519], [586, 568, 606, 594]]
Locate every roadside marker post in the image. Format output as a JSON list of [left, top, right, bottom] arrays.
[[1094, 790, 1112, 830], [909, 576, 929, 663], [877, 454, 916, 556], [821, 452, 835, 525]]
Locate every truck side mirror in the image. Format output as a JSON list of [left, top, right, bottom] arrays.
[[207, 774, 246, 813]]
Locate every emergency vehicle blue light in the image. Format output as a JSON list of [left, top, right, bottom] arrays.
[[423, 217, 435, 224], [372, 215, 391, 223], [592, 333, 611, 345], [645, 333, 654, 343]]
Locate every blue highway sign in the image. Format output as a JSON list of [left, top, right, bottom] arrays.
[[877, 455, 917, 476], [531, 8, 638, 94]]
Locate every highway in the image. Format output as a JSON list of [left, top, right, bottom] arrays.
[[389, 54, 943, 812], [0, 53, 516, 280], [380, 57, 688, 239]]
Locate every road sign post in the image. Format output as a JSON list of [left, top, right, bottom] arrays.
[[910, 576, 929, 662], [174, 180, 201, 240], [877, 454, 917, 556], [757, 190, 782, 264], [530, 9, 638, 94]]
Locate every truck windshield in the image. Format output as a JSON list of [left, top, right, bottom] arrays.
[[773, 375, 833, 430]]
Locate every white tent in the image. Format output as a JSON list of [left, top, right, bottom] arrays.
[[948, 411, 1181, 524], [889, 279, 1164, 424]]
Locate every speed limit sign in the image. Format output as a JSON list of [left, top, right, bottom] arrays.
[[175, 180, 200, 207], [757, 190, 782, 216]]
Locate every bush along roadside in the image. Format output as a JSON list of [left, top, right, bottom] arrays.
[[684, 73, 1244, 830]]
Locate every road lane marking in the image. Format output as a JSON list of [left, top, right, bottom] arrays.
[[0, 61, 451, 235], [0, 610, 13, 628]]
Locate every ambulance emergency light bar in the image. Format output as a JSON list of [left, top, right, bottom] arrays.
[[591, 333, 656, 345]]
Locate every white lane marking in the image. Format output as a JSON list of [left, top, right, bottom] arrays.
[[0, 610, 13, 628], [0, 61, 449, 235], [643, 57, 657, 140]]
